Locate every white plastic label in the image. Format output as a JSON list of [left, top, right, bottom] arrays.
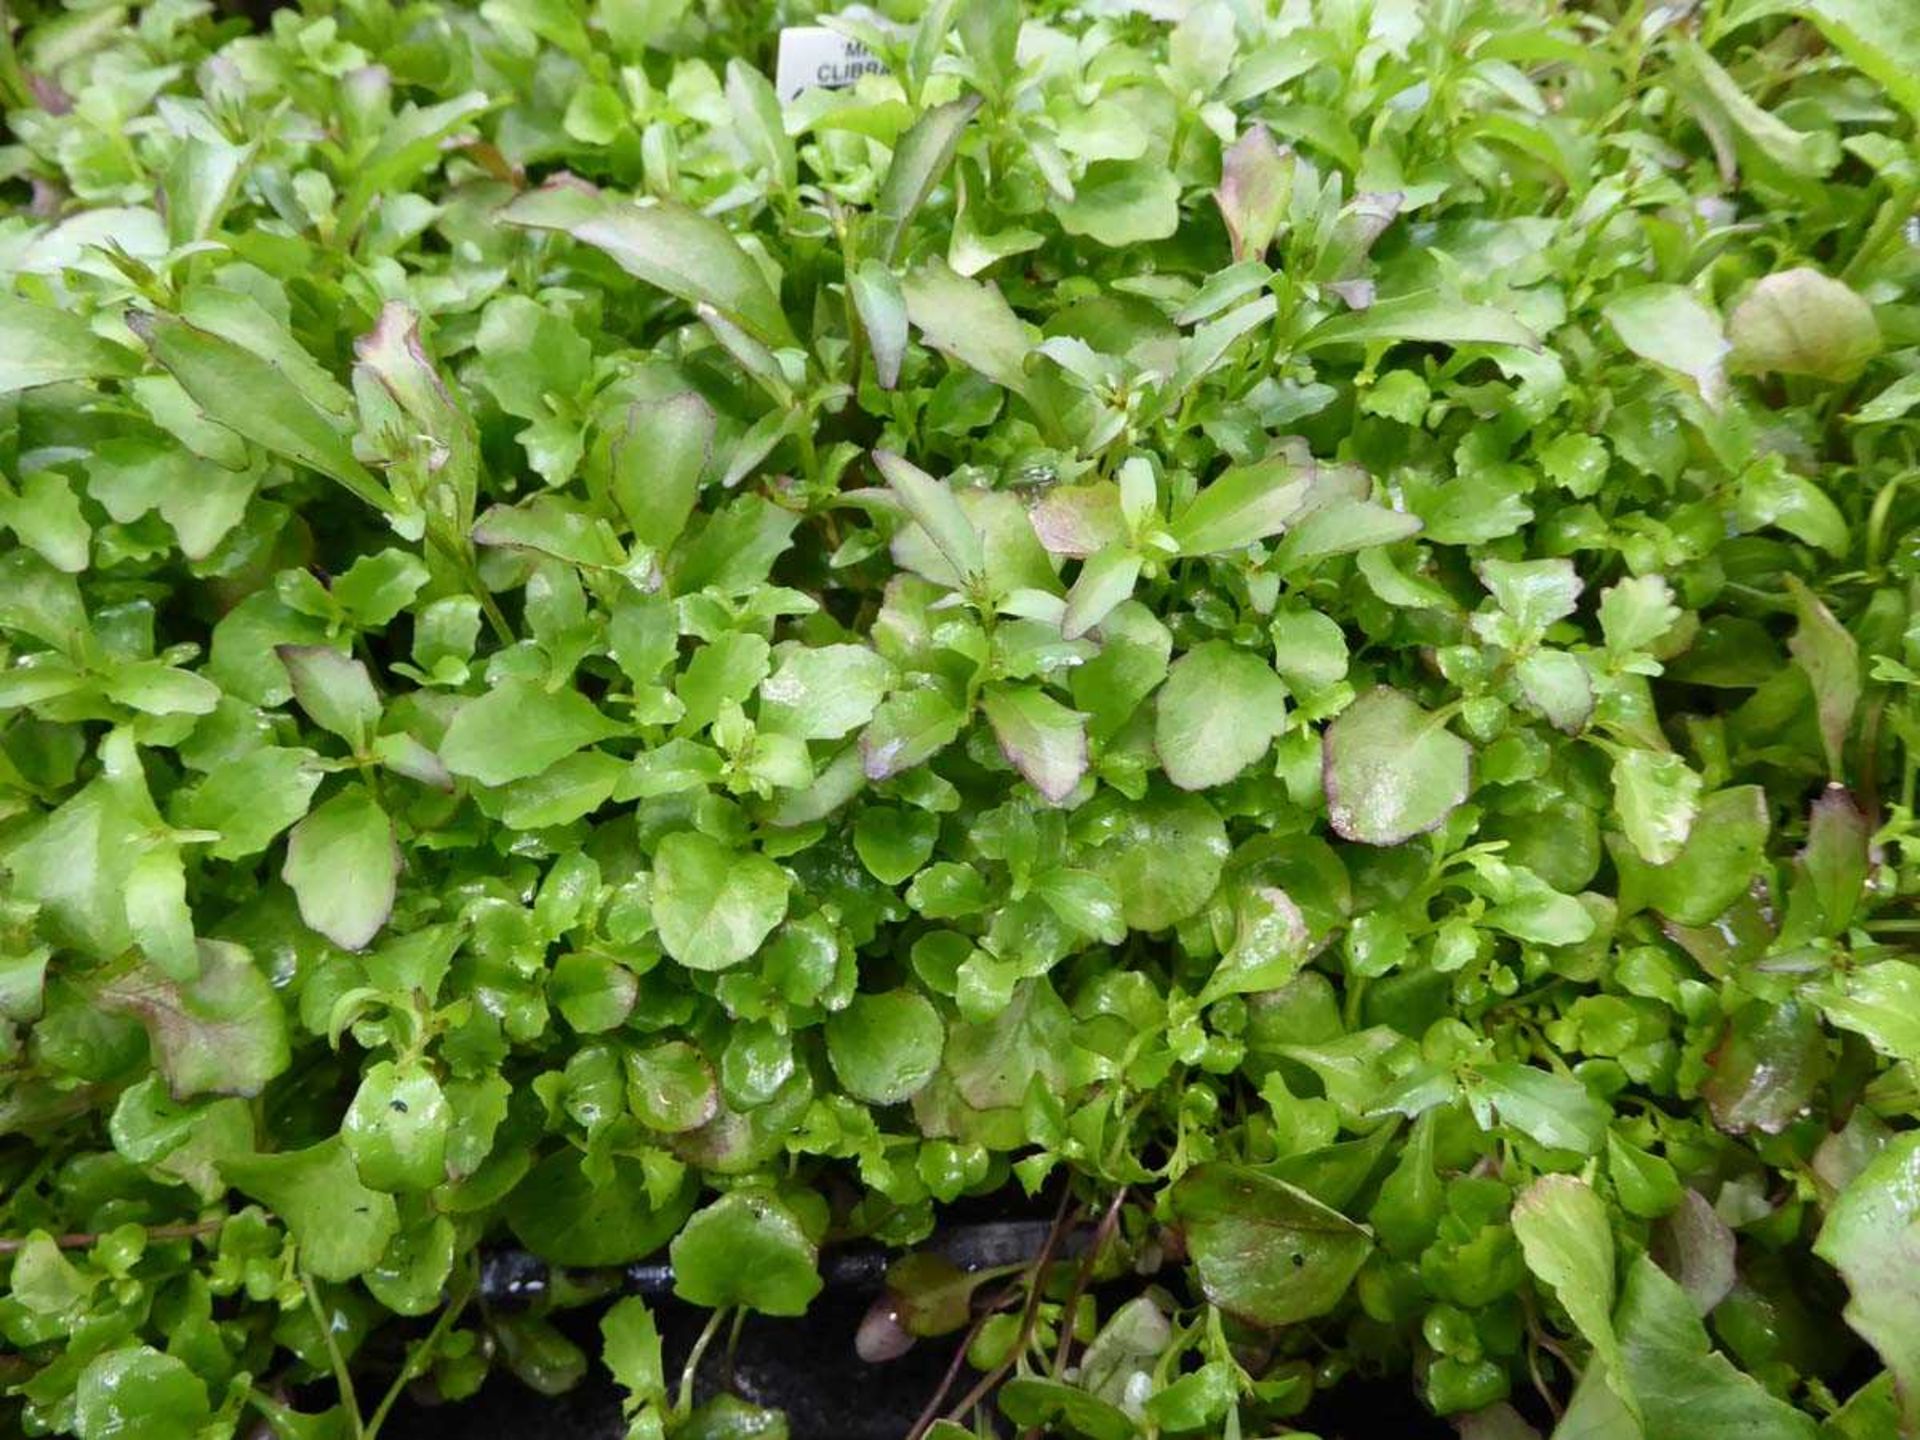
[[774, 26, 886, 103]]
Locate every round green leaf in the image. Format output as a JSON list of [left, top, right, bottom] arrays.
[[670, 1189, 823, 1316], [1154, 641, 1289, 790], [506, 1151, 697, 1267], [1323, 688, 1472, 846], [281, 783, 398, 952], [343, 1058, 449, 1192], [1078, 791, 1229, 931], [651, 831, 790, 972], [74, 1347, 211, 1440], [625, 1041, 719, 1134], [825, 990, 946, 1104]]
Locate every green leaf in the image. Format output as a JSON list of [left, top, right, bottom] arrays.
[[875, 450, 987, 584], [131, 310, 393, 513], [980, 683, 1089, 804], [1200, 887, 1310, 1002], [1675, 38, 1839, 180], [74, 1347, 211, 1440], [1170, 1162, 1375, 1327], [278, 645, 381, 750], [124, 845, 195, 980], [1559, 1257, 1819, 1439], [1, 469, 90, 572], [875, 96, 982, 265], [503, 181, 796, 348], [1728, 269, 1880, 381], [1078, 790, 1229, 931], [506, 1151, 696, 1267], [601, 1297, 667, 1411], [1704, 998, 1826, 1136], [1471, 1063, 1608, 1154], [1786, 0, 1920, 121], [1061, 544, 1141, 640], [99, 941, 290, 1100], [440, 677, 622, 786], [1637, 786, 1771, 926], [1787, 577, 1860, 778], [901, 258, 1035, 400], [223, 1136, 400, 1281], [862, 688, 967, 779], [1155, 641, 1288, 790], [343, 1058, 449, 1192], [0, 293, 136, 395], [725, 59, 796, 194], [825, 990, 946, 1104], [671, 1189, 823, 1316], [596, 392, 714, 552], [282, 784, 399, 952], [1603, 286, 1728, 405], [760, 643, 894, 740], [1168, 451, 1311, 556], [651, 831, 790, 972], [999, 1378, 1135, 1440], [1513, 1176, 1628, 1405], [172, 747, 322, 860], [625, 1041, 719, 1133], [1814, 962, 1920, 1065], [1304, 292, 1540, 352], [1815, 1133, 1920, 1435], [1611, 750, 1702, 866], [851, 259, 909, 390], [853, 806, 940, 885], [12, 1232, 95, 1316], [1324, 688, 1473, 845], [1055, 161, 1182, 247]]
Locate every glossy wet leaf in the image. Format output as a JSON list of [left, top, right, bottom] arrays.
[[73, 1347, 211, 1440], [1324, 688, 1473, 845], [1171, 1163, 1374, 1327], [99, 941, 290, 1101], [651, 832, 790, 972], [343, 1059, 449, 1192], [282, 785, 399, 952], [825, 990, 945, 1104], [506, 1152, 696, 1268], [1815, 1134, 1920, 1434], [222, 1137, 399, 1282], [671, 1190, 823, 1316]]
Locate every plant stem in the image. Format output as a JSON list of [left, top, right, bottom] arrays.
[[305, 1272, 366, 1440], [903, 1277, 1026, 1440], [1049, 1187, 1128, 1383], [937, 1186, 1078, 1430], [675, 1306, 729, 1414], [364, 1260, 476, 1440], [0, 1218, 225, 1255]]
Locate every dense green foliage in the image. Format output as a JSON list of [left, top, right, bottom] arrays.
[[2, 0, 1919, 1436]]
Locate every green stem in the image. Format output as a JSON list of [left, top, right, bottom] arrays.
[[1842, 181, 1919, 286], [1865, 471, 1909, 576], [0, 1216, 225, 1254], [675, 1307, 729, 1414], [364, 1261, 476, 1440], [305, 1273, 366, 1440]]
